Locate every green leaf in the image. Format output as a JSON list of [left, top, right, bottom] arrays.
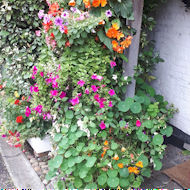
[[97, 173, 107, 185], [83, 174, 93, 183], [107, 169, 118, 177], [141, 168, 151, 178], [74, 178, 83, 188], [161, 126, 173, 137], [133, 180, 141, 188], [97, 30, 113, 52], [153, 134, 164, 145], [53, 155, 63, 168], [107, 177, 119, 188], [54, 133, 62, 142], [119, 168, 129, 178], [119, 53, 128, 63], [65, 150, 72, 158], [137, 132, 148, 142], [137, 154, 149, 167], [142, 120, 153, 129], [57, 180, 65, 190], [111, 142, 119, 150], [59, 136, 68, 147], [85, 157, 97, 168], [119, 120, 127, 127], [154, 159, 162, 171], [130, 102, 142, 114], [85, 183, 97, 189], [68, 157, 75, 167], [120, 178, 129, 187], [118, 101, 130, 112], [65, 110, 74, 119]]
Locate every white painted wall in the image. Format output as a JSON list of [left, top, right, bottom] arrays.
[[152, 0, 190, 135]]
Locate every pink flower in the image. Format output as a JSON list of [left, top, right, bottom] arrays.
[[85, 88, 89, 94], [110, 61, 116, 68], [108, 101, 113, 107], [50, 90, 58, 97], [77, 80, 85, 87], [108, 89, 115, 96], [33, 86, 39, 93], [97, 75, 103, 81], [30, 86, 33, 94], [91, 74, 97, 80], [136, 120, 141, 127], [35, 30, 41, 37], [34, 105, 43, 114], [94, 94, 100, 101], [40, 72, 44, 77], [25, 107, 31, 117], [70, 97, 79, 106], [99, 102, 104, 108], [100, 121, 106, 130], [77, 93, 82, 97], [91, 85, 99, 92], [60, 91, 66, 99]]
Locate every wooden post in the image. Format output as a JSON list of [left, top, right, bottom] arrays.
[[123, 0, 144, 97]]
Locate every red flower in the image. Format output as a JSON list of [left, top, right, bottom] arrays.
[[16, 116, 23, 124], [14, 99, 20, 105], [14, 144, 22, 148], [0, 85, 3, 89], [51, 33, 55, 38], [65, 41, 70, 47]]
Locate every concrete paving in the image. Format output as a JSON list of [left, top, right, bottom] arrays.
[[0, 137, 45, 190], [141, 144, 190, 188], [0, 153, 14, 189]]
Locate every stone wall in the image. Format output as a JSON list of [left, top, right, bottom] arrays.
[[152, 0, 190, 135]]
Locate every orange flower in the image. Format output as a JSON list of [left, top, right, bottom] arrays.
[[116, 46, 124, 54], [128, 166, 140, 174], [106, 27, 119, 39], [83, 0, 91, 8], [118, 163, 124, 168], [92, 0, 100, 7], [104, 140, 109, 146], [100, 0, 107, 7], [68, 0, 76, 6], [121, 36, 133, 48], [135, 161, 143, 168], [48, 2, 59, 15], [101, 150, 107, 158], [133, 167, 140, 174], [116, 31, 124, 41], [99, 20, 105, 25], [21, 96, 26, 101], [112, 40, 119, 49], [113, 155, 119, 160]]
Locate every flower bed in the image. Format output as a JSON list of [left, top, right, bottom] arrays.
[[0, 0, 176, 189]]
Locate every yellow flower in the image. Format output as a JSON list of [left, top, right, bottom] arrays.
[[14, 91, 19, 98], [121, 147, 126, 152], [104, 140, 108, 146], [112, 23, 119, 30], [128, 166, 140, 174], [135, 161, 143, 168]]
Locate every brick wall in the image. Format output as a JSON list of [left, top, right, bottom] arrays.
[[152, 0, 190, 135]]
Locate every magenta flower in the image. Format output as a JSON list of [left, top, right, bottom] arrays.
[[40, 72, 44, 77], [91, 85, 99, 92], [136, 120, 141, 127], [34, 105, 43, 114], [85, 88, 89, 94], [52, 81, 58, 88], [50, 90, 58, 97], [100, 121, 106, 130], [46, 78, 52, 84], [94, 94, 100, 101], [25, 107, 31, 117], [70, 97, 79, 106], [77, 93, 82, 97], [91, 74, 97, 80], [33, 66, 38, 75], [60, 91, 66, 99], [77, 80, 85, 87], [38, 10, 44, 19], [30, 86, 33, 94], [108, 89, 115, 96], [33, 86, 39, 93], [110, 61, 116, 68], [108, 101, 113, 107], [99, 102, 104, 108], [2, 134, 6, 138], [97, 75, 103, 81]]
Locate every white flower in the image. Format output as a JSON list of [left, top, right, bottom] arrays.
[[112, 75, 117, 80], [91, 29, 96, 33], [154, 132, 158, 135], [124, 76, 128, 81]]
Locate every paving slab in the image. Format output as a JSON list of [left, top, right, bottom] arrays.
[[141, 144, 190, 188], [0, 137, 45, 190]]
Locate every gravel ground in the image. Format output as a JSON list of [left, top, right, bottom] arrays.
[[0, 153, 14, 189]]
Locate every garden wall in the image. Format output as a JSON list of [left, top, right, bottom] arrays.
[[151, 0, 190, 135]]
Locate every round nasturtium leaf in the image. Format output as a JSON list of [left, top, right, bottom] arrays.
[[137, 132, 149, 142], [143, 120, 153, 129], [53, 155, 63, 168], [54, 133, 62, 142], [85, 183, 97, 189], [65, 110, 74, 119], [130, 102, 142, 114], [119, 120, 127, 127], [107, 169, 118, 177], [141, 168, 151, 178], [85, 157, 97, 168], [118, 101, 130, 112], [120, 178, 129, 187], [153, 134, 164, 145], [97, 173, 107, 185], [119, 168, 129, 178], [107, 177, 119, 188], [161, 126, 173, 137], [154, 159, 162, 171]]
